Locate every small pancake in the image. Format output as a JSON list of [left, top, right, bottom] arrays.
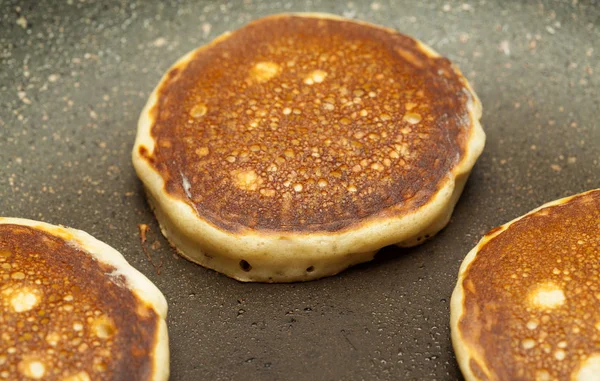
[[450, 189, 600, 381], [133, 13, 484, 282], [0, 218, 169, 381]]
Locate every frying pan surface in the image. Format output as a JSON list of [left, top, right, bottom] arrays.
[[1, 0, 598, 379]]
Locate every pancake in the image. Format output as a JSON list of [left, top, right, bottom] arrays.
[[132, 13, 485, 282], [0, 218, 169, 380], [450, 189, 600, 381]]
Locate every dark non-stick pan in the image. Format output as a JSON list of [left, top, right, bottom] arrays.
[[1, 0, 598, 379]]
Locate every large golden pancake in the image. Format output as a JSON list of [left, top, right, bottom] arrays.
[[133, 13, 484, 282], [451, 189, 600, 381], [0, 218, 169, 380]]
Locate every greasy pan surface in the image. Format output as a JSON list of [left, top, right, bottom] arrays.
[[1, 0, 598, 379]]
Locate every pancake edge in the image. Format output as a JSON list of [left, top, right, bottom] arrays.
[[0, 217, 169, 381], [132, 12, 485, 282], [449, 189, 600, 381]]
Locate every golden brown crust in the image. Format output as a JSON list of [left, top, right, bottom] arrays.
[[139, 14, 476, 233], [0, 222, 165, 380], [451, 189, 600, 381]]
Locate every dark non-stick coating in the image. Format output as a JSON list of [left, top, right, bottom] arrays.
[[1, 1, 598, 380]]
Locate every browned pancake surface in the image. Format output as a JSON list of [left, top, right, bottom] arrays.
[[459, 190, 600, 380], [0, 225, 159, 380], [140, 15, 474, 232]]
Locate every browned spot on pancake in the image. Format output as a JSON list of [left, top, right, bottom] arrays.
[[0, 224, 159, 380], [484, 225, 503, 238], [458, 190, 600, 380], [143, 15, 474, 232], [138, 145, 149, 157], [138, 145, 155, 166]]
